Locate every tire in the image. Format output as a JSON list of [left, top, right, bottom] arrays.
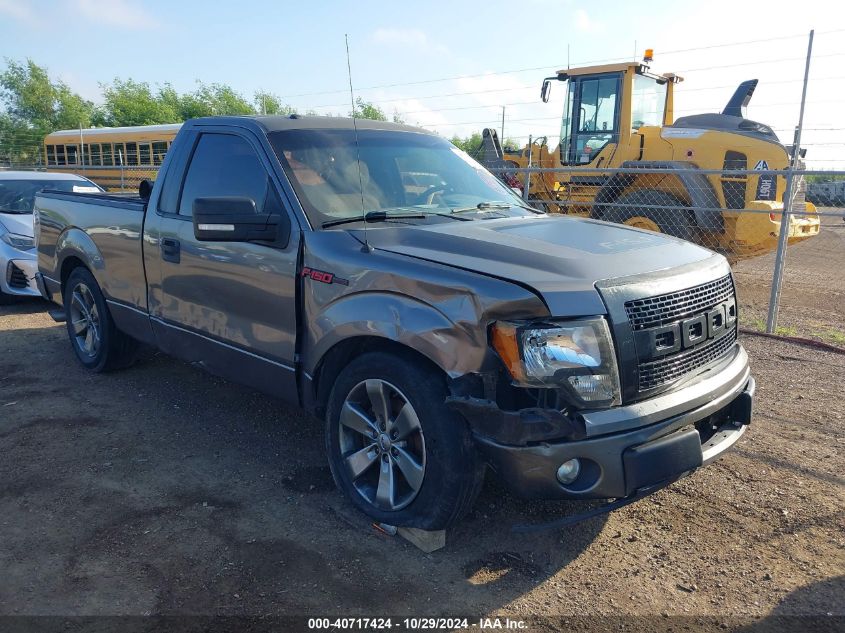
[[326, 351, 484, 530], [63, 267, 138, 372], [597, 189, 695, 241]]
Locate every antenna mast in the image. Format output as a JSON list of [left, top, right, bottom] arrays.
[[345, 34, 371, 253]]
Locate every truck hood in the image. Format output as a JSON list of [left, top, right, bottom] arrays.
[[0, 212, 34, 238], [363, 215, 718, 316]]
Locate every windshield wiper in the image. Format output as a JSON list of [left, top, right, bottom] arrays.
[[322, 210, 427, 229], [450, 201, 541, 214]]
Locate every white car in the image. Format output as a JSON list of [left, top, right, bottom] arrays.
[[0, 171, 102, 304]]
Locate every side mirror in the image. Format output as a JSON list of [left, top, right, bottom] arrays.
[[139, 179, 154, 201], [541, 78, 552, 103], [192, 196, 289, 244]]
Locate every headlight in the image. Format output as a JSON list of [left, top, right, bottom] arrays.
[[0, 231, 36, 251], [0, 219, 35, 251], [491, 317, 621, 407]]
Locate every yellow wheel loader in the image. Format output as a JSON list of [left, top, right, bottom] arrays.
[[481, 55, 820, 259]]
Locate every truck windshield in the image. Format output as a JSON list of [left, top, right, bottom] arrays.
[[632, 75, 667, 129], [0, 179, 100, 214], [269, 129, 526, 228]]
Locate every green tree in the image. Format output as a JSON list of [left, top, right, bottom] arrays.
[[0, 58, 96, 132], [98, 78, 179, 126], [450, 131, 484, 158], [192, 82, 255, 116], [254, 91, 297, 116], [350, 97, 387, 121]]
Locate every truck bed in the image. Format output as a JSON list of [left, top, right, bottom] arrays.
[[35, 190, 149, 310]]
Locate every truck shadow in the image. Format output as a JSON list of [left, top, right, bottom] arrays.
[[0, 297, 53, 316], [0, 324, 608, 616]]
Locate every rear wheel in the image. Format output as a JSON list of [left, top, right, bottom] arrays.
[[63, 267, 138, 372], [326, 352, 484, 530], [598, 189, 695, 241]]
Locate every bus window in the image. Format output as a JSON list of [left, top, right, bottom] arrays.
[[139, 142, 151, 165], [82, 144, 91, 166], [125, 142, 138, 166], [66, 144, 78, 165], [152, 141, 168, 165], [90, 144, 101, 166], [101, 143, 113, 166], [55, 145, 66, 166], [113, 142, 125, 165], [46, 145, 56, 166]]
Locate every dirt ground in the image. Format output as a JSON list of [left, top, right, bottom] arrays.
[[0, 221, 843, 629], [734, 210, 845, 345]]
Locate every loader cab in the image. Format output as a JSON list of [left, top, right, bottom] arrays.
[[545, 62, 681, 166]]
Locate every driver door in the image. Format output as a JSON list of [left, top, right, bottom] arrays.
[[145, 128, 300, 402]]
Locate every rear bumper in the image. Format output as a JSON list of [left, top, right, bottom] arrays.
[[465, 346, 753, 500]]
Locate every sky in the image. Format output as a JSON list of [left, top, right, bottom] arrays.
[[1, 0, 843, 168]]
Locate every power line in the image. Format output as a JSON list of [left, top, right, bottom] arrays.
[[277, 28, 845, 101]]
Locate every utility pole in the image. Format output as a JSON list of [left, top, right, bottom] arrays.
[[500, 106, 505, 145]]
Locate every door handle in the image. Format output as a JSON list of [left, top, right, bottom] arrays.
[[160, 237, 181, 263]]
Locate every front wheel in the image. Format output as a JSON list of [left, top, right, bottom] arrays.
[[326, 352, 484, 530], [63, 267, 138, 372]]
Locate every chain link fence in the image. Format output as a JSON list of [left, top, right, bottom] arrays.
[[485, 162, 844, 347], [2, 140, 844, 350]]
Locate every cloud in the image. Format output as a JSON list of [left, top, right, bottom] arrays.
[[372, 28, 449, 55], [574, 9, 604, 33], [0, 0, 38, 24], [68, 0, 159, 29]]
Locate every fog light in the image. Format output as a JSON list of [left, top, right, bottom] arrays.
[[556, 458, 581, 485]]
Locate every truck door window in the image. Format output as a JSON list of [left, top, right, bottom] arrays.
[[178, 133, 273, 217]]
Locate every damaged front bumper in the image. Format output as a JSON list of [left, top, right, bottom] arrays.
[[448, 344, 753, 501]]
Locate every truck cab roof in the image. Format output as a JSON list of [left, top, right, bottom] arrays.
[[184, 114, 435, 136]]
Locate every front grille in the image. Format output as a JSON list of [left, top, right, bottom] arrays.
[[625, 274, 734, 331], [625, 274, 738, 393], [8, 263, 28, 289], [638, 328, 737, 391]]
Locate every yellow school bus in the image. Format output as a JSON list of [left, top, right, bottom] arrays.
[[43, 123, 182, 191]]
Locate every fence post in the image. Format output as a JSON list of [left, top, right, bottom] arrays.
[[119, 149, 125, 192], [523, 135, 532, 201], [766, 29, 813, 334]]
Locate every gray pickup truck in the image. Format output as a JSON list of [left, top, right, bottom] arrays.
[[34, 115, 754, 531]]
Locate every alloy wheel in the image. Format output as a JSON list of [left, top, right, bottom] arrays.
[[338, 379, 426, 511], [68, 283, 101, 359]]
